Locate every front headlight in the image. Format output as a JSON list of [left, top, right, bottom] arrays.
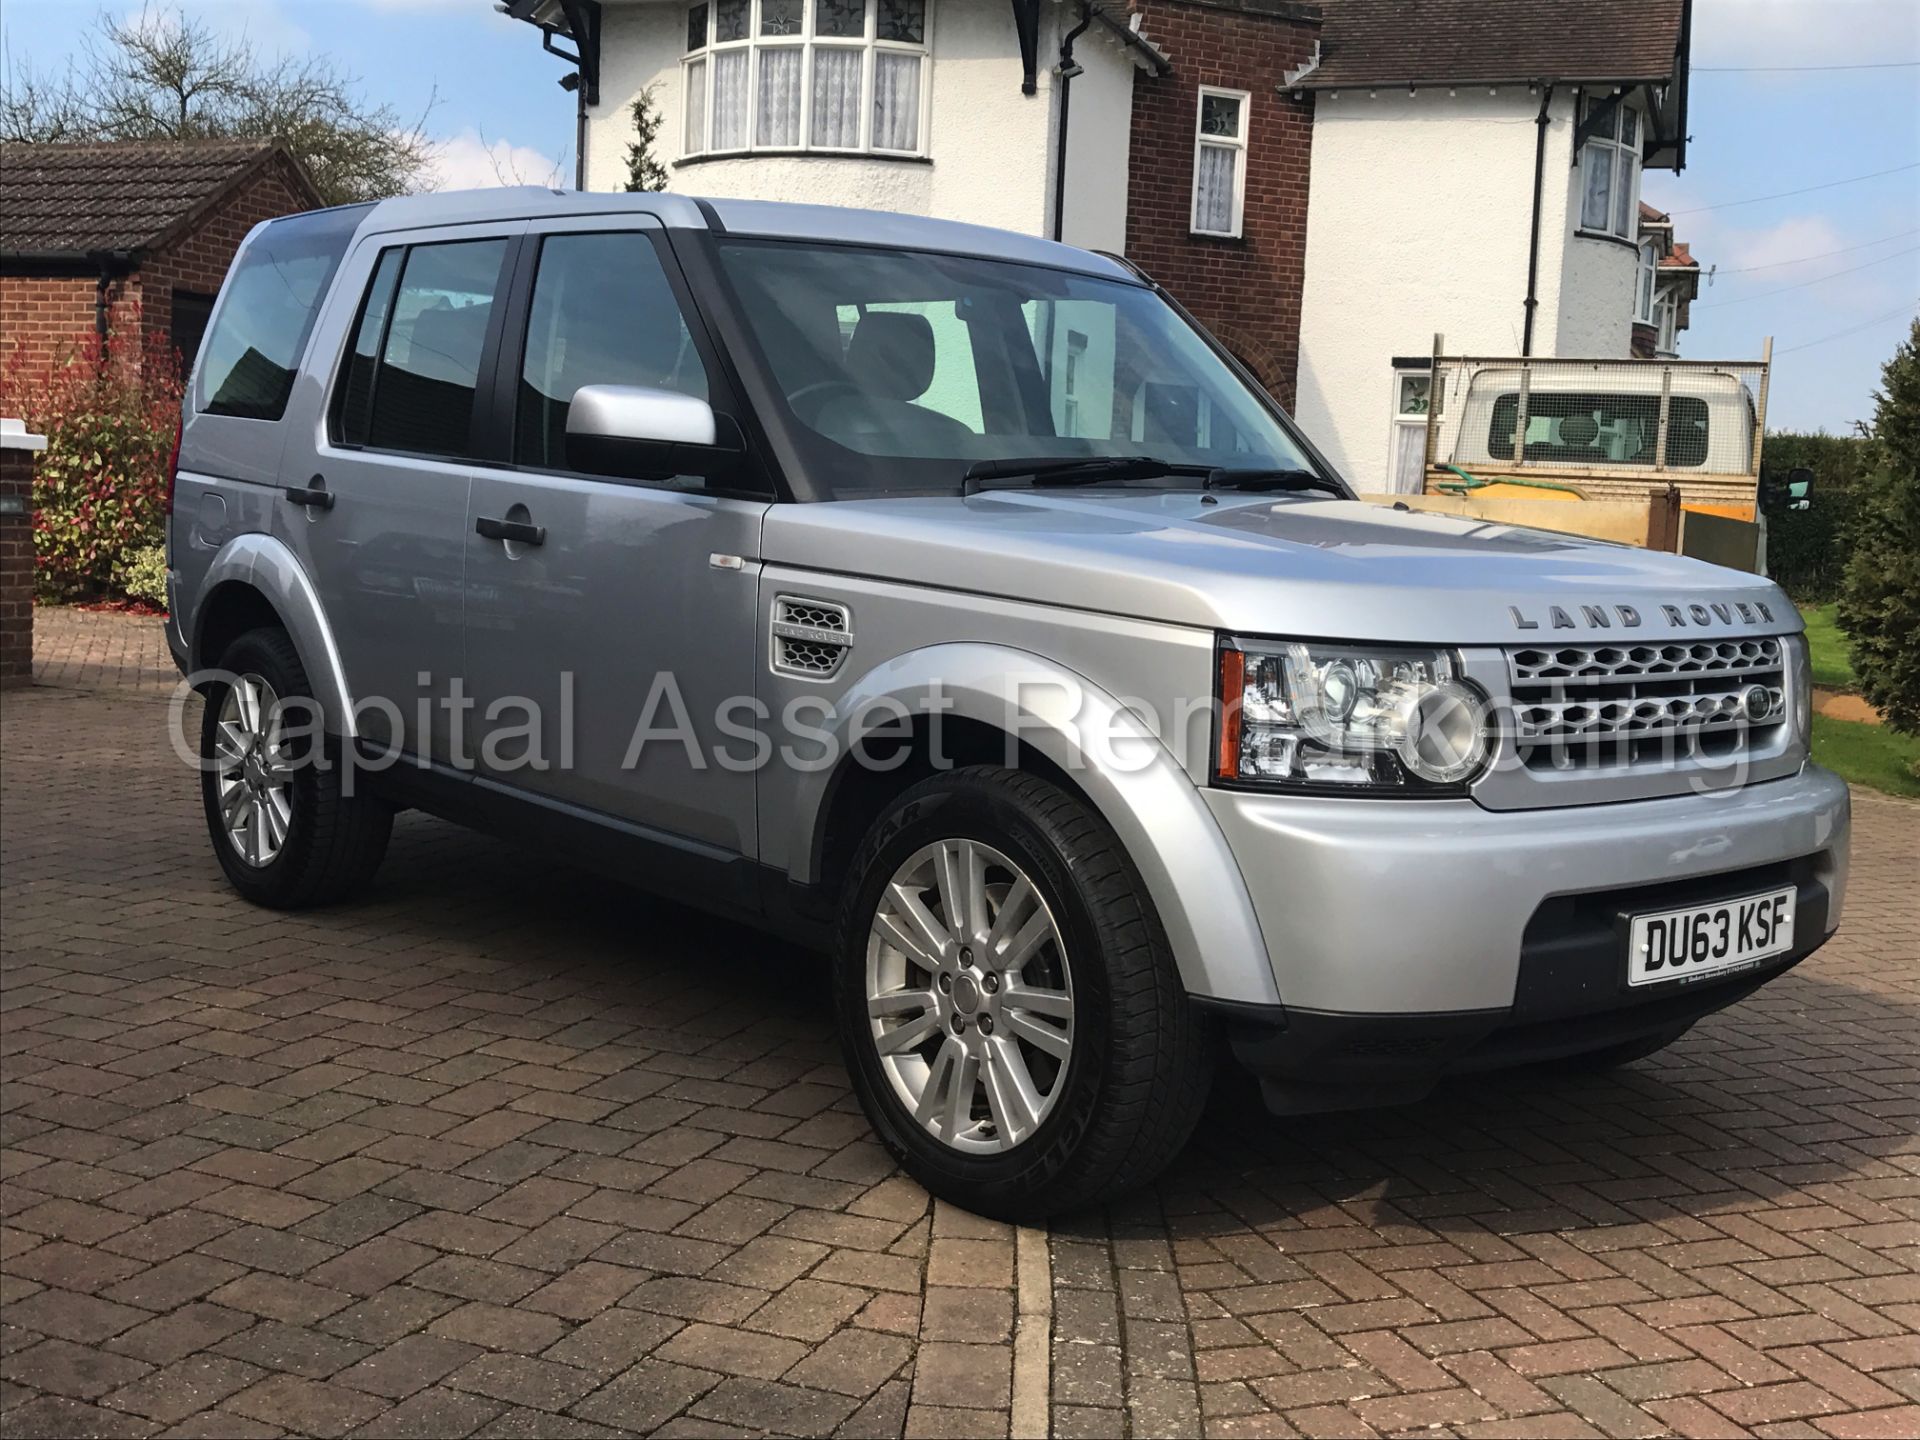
[[1216, 638, 1491, 793]]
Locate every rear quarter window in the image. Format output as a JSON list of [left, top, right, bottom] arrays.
[[198, 205, 368, 421]]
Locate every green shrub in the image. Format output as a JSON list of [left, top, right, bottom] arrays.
[[1836, 319, 1920, 735], [115, 543, 170, 608], [1, 330, 184, 603], [1762, 431, 1869, 603]]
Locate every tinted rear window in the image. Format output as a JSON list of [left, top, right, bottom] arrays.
[[333, 238, 508, 458], [199, 205, 368, 421]]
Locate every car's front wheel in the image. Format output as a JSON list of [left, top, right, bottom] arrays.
[[834, 767, 1211, 1219]]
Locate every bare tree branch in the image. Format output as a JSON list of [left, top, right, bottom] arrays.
[[0, 4, 435, 204]]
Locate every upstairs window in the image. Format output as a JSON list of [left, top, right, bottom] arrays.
[[1635, 238, 1658, 323], [683, 0, 929, 159], [1192, 87, 1249, 238], [1580, 98, 1639, 238]]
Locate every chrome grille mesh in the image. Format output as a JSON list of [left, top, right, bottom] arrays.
[[1506, 638, 1787, 771]]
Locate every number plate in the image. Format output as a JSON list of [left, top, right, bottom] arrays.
[[1628, 887, 1795, 987]]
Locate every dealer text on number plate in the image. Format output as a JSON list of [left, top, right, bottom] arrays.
[[1628, 887, 1795, 987]]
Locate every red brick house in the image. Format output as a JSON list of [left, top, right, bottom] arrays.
[[0, 140, 323, 380]]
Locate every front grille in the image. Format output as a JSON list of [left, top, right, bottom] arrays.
[[1505, 638, 1787, 772]]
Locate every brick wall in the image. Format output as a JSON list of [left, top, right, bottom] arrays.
[[0, 152, 317, 383], [1125, 0, 1319, 408], [0, 442, 37, 687], [0, 272, 137, 376]]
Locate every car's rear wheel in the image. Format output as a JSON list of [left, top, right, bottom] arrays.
[[200, 627, 392, 909], [834, 766, 1211, 1219]]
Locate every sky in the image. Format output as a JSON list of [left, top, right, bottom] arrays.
[[2, 0, 1916, 435]]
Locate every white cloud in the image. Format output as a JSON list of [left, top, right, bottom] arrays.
[[426, 127, 567, 190], [1690, 0, 1920, 69]]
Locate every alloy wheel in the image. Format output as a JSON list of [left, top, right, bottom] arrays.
[[865, 840, 1075, 1153], [213, 673, 295, 868]]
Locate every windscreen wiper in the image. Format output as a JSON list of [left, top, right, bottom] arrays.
[[1203, 466, 1347, 497], [961, 455, 1209, 495]]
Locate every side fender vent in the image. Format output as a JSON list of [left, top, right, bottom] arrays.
[[771, 595, 853, 679]]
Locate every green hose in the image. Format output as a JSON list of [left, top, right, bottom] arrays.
[[1432, 463, 1587, 499]]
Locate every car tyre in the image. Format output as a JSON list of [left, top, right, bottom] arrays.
[[200, 626, 392, 909], [834, 766, 1212, 1219]]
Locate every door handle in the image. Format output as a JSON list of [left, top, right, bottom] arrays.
[[475, 515, 546, 546], [284, 478, 334, 510]]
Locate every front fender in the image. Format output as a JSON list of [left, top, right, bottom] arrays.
[[789, 643, 1280, 1007], [191, 533, 358, 739]]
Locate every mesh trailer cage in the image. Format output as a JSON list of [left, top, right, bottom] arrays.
[[1420, 344, 1771, 509]]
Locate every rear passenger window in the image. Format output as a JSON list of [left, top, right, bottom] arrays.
[[336, 238, 508, 458], [516, 232, 709, 470], [200, 207, 365, 420]]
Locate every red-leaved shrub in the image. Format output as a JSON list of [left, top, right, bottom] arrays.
[[1, 331, 185, 602]]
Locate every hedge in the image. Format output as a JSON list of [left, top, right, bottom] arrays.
[[1762, 430, 1870, 604]]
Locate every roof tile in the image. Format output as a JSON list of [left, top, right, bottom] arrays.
[[0, 140, 290, 255], [1304, 0, 1686, 89]]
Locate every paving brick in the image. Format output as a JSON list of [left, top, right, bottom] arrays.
[[655, 1321, 810, 1380], [2, 1336, 153, 1400], [223, 1372, 391, 1437], [427, 1302, 567, 1356], [101, 1354, 265, 1424], [442, 1352, 599, 1411], [567, 1357, 722, 1431]]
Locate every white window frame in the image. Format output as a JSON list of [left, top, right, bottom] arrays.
[[1578, 96, 1641, 239], [1634, 238, 1658, 324], [1191, 86, 1249, 239], [1387, 365, 1438, 495], [680, 0, 932, 160], [1656, 291, 1679, 356]]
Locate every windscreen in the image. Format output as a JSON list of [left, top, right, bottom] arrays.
[[715, 239, 1315, 496]]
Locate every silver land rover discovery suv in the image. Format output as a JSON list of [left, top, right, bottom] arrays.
[[167, 190, 1850, 1217]]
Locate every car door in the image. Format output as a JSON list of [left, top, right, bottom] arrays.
[[282, 222, 523, 761], [462, 216, 769, 860]]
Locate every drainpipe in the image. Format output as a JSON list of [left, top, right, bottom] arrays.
[[1050, 4, 1094, 242], [1520, 82, 1555, 355], [87, 251, 132, 360]]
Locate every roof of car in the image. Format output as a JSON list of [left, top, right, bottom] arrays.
[[349, 188, 1136, 281]]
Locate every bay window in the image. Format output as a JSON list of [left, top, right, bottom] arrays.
[[1192, 87, 1249, 238], [683, 0, 929, 158], [1635, 238, 1657, 324], [1579, 97, 1640, 238]]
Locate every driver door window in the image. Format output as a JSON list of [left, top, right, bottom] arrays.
[[515, 230, 709, 474]]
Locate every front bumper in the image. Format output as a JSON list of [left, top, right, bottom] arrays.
[[1199, 764, 1851, 1110]]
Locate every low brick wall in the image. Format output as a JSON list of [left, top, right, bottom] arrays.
[[0, 423, 43, 688]]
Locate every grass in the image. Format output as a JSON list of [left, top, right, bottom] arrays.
[[1801, 603, 1857, 690], [1812, 713, 1920, 799]]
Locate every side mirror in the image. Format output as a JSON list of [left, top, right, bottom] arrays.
[[565, 384, 742, 482], [1759, 464, 1815, 512], [1786, 466, 1813, 510]]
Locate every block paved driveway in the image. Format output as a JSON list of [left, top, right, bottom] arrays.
[[4, 608, 1917, 1439]]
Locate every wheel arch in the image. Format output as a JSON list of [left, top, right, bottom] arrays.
[[790, 643, 1280, 1007], [189, 533, 358, 738]]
